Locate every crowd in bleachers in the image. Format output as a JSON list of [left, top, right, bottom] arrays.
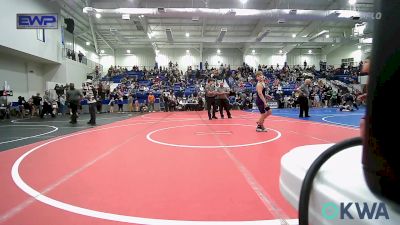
[[1, 60, 366, 120], [88, 60, 365, 112]]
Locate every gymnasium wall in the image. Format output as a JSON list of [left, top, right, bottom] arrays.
[[0, 54, 45, 101], [244, 48, 323, 70], [286, 49, 323, 70], [0, 0, 62, 63], [202, 48, 242, 69], [115, 49, 155, 69], [326, 44, 370, 67], [102, 48, 243, 72]]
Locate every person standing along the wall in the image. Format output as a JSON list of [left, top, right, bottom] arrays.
[[59, 95, 66, 116], [128, 95, 134, 112], [86, 87, 96, 125], [40, 91, 55, 118], [66, 83, 82, 124], [148, 92, 155, 112], [117, 96, 124, 113], [32, 93, 42, 117], [78, 51, 84, 63], [296, 79, 312, 118]]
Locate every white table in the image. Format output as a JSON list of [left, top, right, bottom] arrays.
[[280, 144, 400, 225]]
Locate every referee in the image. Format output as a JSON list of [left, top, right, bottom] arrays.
[[216, 81, 232, 119], [205, 79, 218, 120], [296, 79, 312, 118]]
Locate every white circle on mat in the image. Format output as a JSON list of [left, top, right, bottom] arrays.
[[146, 124, 281, 148], [0, 125, 58, 145], [11, 122, 296, 225]]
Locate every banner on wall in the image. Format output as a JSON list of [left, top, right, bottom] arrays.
[[268, 101, 278, 109], [17, 14, 58, 29]]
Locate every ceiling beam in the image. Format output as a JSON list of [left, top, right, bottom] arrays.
[[251, 20, 267, 37], [297, 0, 339, 38], [85, 0, 99, 54], [59, 0, 89, 28], [201, 19, 206, 38], [297, 22, 322, 38], [281, 44, 297, 54], [95, 36, 338, 44], [322, 43, 343, 55], [96, 31, 115, 53]]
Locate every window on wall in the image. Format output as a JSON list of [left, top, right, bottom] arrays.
[[36, 29, 45, 42]]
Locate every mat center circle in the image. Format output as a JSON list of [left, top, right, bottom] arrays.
[[146, 124, 281, 148]]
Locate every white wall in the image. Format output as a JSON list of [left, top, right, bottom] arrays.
[[244, 49, 287, 69], [105, 48, 246, 72], [100, 55, 115, 73], [0, 53, 93, 102], [108, 48, 203, 72], [0, 0, 62, 63], [287, 49, 322, 69], [0, 54, 45, 101], [65, 60, 92, 85], [326, 44, 367, 67], [115, 48, 155, 69], [203, 48, 242, 69], [44, 60, 92, 87], [156, 49, 200, 71], [244, 48, 322, 70]]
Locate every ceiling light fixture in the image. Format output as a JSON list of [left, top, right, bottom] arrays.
[[186, 32, 190, 37], [86, 42, 90, 46], [126, 50, 131, 54], [95, 13, 101, 19]]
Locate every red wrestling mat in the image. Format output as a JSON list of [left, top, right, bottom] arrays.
[[0, 111, 358, 225]]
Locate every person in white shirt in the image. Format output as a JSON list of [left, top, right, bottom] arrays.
[[86, 88, 96, 125]]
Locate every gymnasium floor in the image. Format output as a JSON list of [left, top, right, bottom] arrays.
[[0, 109, 361, 225]]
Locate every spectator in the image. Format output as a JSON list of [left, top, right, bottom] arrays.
[[78, 51, 84, 63], [148, 92, 155, 112], [17, 96, 26, 118], [59, 95, 66, 116], [109, 97, 115, 113], [128, 95, 134, 112], [32, 93, 42, 116], [66, 83, 82, 124], [296, 79, 312, 118]]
